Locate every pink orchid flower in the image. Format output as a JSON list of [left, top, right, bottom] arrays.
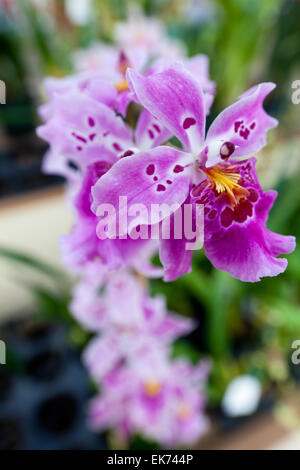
[[113, 10, 186, 60], [37, 58, 214, 272], [71, 264, 193, 338], [37, 89, 169, 271], [92, 63, 295, 282], [88, 344, 209, 447]]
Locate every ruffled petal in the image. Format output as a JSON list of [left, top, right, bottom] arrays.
[[205, 83, 278, 166], [88, 392, 126, 432], [41, 148, 79, 180], [61, 219, 157, 272], [204, 211, 295, 282], [127, 63, 206, 153]]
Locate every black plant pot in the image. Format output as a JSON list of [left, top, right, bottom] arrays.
[[0, 316, 107, 450]]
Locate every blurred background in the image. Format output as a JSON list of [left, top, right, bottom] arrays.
[[0, 0, 300, 450]]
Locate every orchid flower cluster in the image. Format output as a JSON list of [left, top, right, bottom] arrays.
[[71, 263, 209, 446], [37, 12, 295, 447]]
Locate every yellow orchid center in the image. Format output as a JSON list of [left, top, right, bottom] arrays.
[[115, 79, 129, 93], [202, 165, 248, 206], [144, 380, 161, 396]]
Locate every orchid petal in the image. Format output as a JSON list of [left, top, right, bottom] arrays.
[[91, 146, 193, 237], [135, 109, 172, 151], [37, 92, 132, 176], [127, 63, 206, 153], [83, 334, 122, 382], [205, 83, 278, 166], [159, 197, 203, 281]]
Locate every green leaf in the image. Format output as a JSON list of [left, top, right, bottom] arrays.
[[171, 339, 202, 364], [0, 246, 65, 281], [270, 300, 300, 333], [204, 271, 238, 357]]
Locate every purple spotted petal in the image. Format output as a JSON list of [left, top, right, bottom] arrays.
[[192, 158, 295, 282], [37, 92, 132, 177], [91, 146, 193, 237], [147, 55, 215, 116], [204, 194, 295, 282], [205, 83, 278, 166], [127, 63, 206, 153], [135, 109, 172, 151], [75, 161, 113, 218]]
